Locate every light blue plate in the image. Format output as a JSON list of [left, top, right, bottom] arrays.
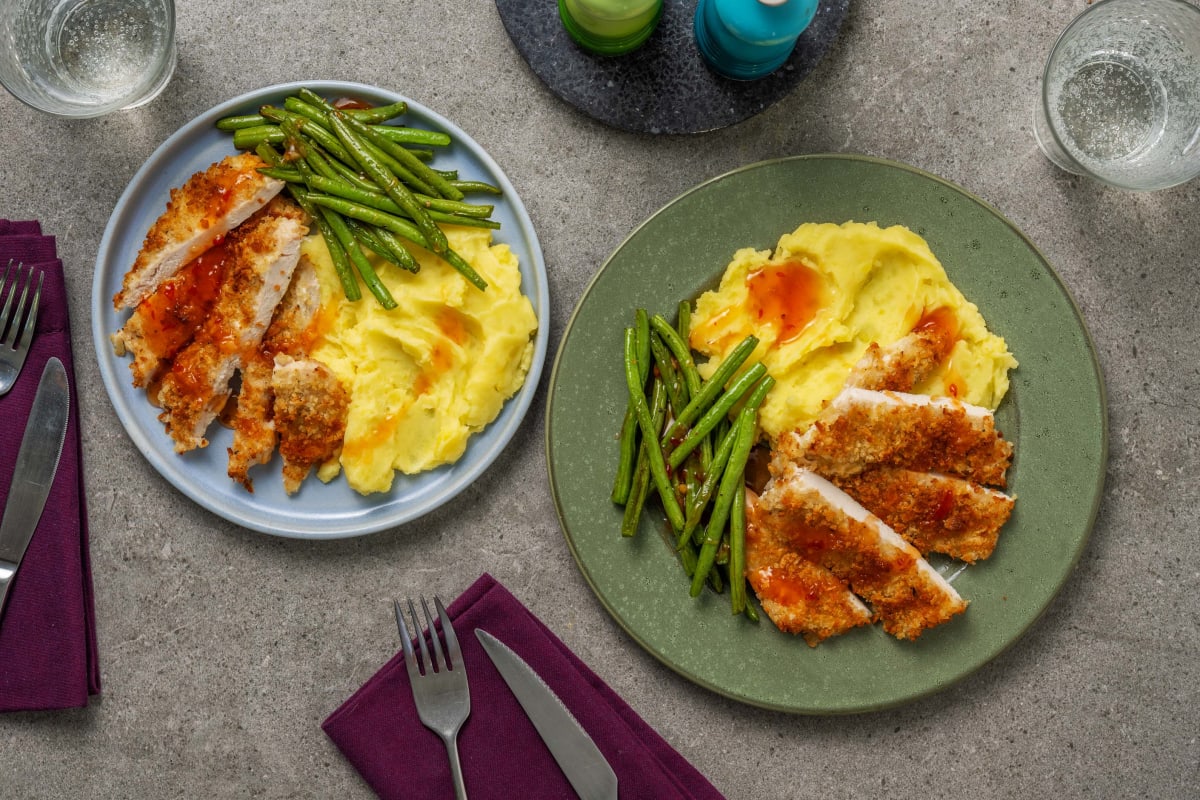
[[93, 81, 549, 539]]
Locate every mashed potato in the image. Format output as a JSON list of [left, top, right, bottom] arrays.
[[690, 221, 1016, 440], [304, 227, 537, 494]]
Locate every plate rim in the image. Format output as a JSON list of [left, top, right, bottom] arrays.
[[92, 80, 550, 539], [544, 153, 1109, 713]]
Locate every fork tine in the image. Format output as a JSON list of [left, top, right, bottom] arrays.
[[14, 270, 41, 351], [393, 598, 421, 681], [408, 598, 431, 675], [434, 596, 462, 670], [420, 596, 445, 673], [0, 263, 16, 343]]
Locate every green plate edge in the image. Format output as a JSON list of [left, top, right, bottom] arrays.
[[545, 154, 1108, 714]]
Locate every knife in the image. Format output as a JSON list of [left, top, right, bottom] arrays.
[[0, 357, 70, 623], [475, 629, 618, 800]]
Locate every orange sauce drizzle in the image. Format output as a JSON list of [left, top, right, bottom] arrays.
[[744, 260, 822, 346], [137, 239, 230, 359]]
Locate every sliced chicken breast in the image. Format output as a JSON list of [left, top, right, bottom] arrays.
[[156, 197, 308, 452], [272, 355, 350, 495], [110, 237, 232, 388], [845, 320, 957, 393], [744, 488, 874, 646], [756, 465, 968, 640], [775, 387, 1013, 488], [226, 258, 325, 491], [114, 152, 284, 310], [830, 468, 1015, 563]]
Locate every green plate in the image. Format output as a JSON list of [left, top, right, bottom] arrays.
[[545, 155, 1107, 714]]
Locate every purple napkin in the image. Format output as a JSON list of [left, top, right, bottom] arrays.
[[323, 574, 726, 800], [0, 220, 100, 712]]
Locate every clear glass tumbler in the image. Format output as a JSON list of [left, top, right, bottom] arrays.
[[0, 0, 176, 118], [1034, 0, 1200, 190]]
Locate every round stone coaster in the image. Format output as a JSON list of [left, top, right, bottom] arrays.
[[494, 0, 850, 135]]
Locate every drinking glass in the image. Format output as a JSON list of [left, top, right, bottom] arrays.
[[1033, 0, 1200, 190], [0, 0, 176, 118]]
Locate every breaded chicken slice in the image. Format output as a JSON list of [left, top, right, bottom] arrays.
[[845, 319, 957, 393], [744, 488, 874, 646], [110, 238, 231, 388], [756, 466, 968, 641], [775, 387, 1013, 488], [114, 152, 284, 310], [830, 468, 1014, 563], [226, 258, 324, 491], [272, 355, 349, 494], [156, 197, 307, 452]]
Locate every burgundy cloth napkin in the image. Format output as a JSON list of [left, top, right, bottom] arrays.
[[0, 220, 100, 712], [323, 574, 726, 800]]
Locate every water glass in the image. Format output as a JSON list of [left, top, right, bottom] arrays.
[[1033, 0, 1200, 190], [0, 0, 176, 118]]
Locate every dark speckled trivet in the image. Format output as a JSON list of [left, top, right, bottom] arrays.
[[495, 0, 849, 135]]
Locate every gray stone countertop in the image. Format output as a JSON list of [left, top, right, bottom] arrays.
[[1, 1, 1196, 797]]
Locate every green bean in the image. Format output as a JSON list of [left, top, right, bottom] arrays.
[[314, 202, 397, 310], [261, 105, 356, 164], [288, 189, 360, 302], [729, 482, 748, 615], [649, 331, 688, 413], [345, 218, 416, 273], [325, 153, 382, 193], [232, 124, 283, 150], [258, 166, 304, 183], [216, 113, 268, 131], [338, 112, 463, 200], [677, 420, 739, 550], [254, 142, 284, 167], [284, 96, 333, 128], [449, 179, 501, 195], [348, 100, 409, 124], [368, 225, 420, 273], [659, 335, 759, 446], [634, 309, 650, 383], [328, 111, 448, 256], [624, 329, 685, 533], [649, 315, 702, 397], [689, 375, 775, 597], [620, 376, 667, 533], [294, 93, 409, 127], [305, 174, 493, 221], [677, 300, 692, 343], [621, 455, 651, 536], [304, 194, 487, 290], [373, 125, 452, 147], [612, 311, 651, 506], [667, 362, 768, 469]]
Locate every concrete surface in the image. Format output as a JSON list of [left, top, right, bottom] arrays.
[[1, 0, 1197, 797]]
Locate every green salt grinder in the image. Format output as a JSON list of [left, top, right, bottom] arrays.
[[559, 0, 664, 55]]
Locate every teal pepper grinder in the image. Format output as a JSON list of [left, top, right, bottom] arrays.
[[559, 0, 665, 56], [694, 0, 819, 80]]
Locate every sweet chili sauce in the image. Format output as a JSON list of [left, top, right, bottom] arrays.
[[913, 305, 966, 398], [744, 259, 822, 347], [137, 238, 230, 360]]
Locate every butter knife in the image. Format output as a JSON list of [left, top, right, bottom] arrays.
[[475, 629, 618, 800], [0, 357, 70, 623]]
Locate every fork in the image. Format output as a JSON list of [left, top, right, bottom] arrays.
[[395, 596, 471, 800], [0, 261, 42, 397]]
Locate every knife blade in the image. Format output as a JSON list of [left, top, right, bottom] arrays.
[[0, 357, 70, 622], [475, 629, 618, 800]]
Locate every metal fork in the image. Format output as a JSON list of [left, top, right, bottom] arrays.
[[0, 261, 42, 397], [395, 596, 471, 800]]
